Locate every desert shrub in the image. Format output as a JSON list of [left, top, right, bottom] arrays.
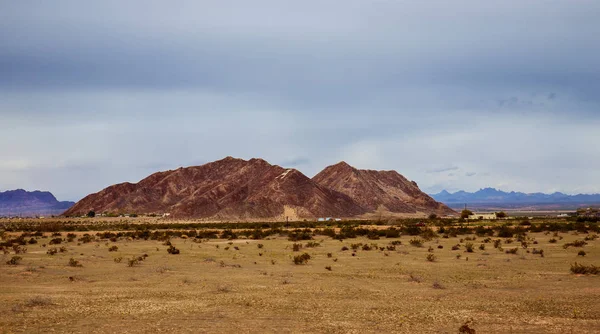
[[114, 257, 123, 263], [68, 258, 82, 267], [479, 244, 485, 251], [408, 273, 422, 283], [390, 240, 402, 246], [79, 234, 94, 243], [497, 227, 514, 238], [426, 253, 436, 262], [432, 281, 445, 289], [49, 238, 62, 245], [108, 245, 118, 252], [451, 244, 460, 251], [350, 243, 363, 250], [362, 244, 372, 251], [578, 250, 586, 257], [47, 248, 58, 255], [385, 228, 400, 238], [325, 266, 332, 271], [305, 241, 320, 248], [257, 243, 264, 249], [505, 248, 518, 255], [6, 256, 22, 265], [563, 240, 587, 249], [25, 296, 53, 307], [409, 238, 423, 247], [549, 238, 557, 243], [420, 229, 437, 241], [341, 246, 349, 251], [464, 243, 474, 253], [570, 262, 599, 275], [493, 239, 502, 248], [12, 245, 27, 254], [292, 243, 302, 252], [28, 238, 38, 245], [127, 258, 139, 267], [584, 234, 598, 241], [437, 245, 443, 249], [167, 245, 180, 254], [59, 246, 67, 253], [387, 245, 396, 251], [458, 319, 476, 334], [327, 253, 332, 258], [293, 253, 311, 265], [234, 246, 239, 251]]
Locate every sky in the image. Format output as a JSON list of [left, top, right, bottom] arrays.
[[1, 1, 600, 201]]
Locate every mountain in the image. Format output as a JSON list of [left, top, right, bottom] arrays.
[[0, 189, 75, 217], [431, 188, 600, 207], [312, 162, 455, 216], [64, 157, 366, 219], [65, 157, 456, 220]]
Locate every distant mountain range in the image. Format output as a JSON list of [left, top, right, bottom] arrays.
[[431, 188, 600, 208], [0, 189, 75, 217], [64, 157, 454, 219]]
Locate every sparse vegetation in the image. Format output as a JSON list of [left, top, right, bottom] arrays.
[[570, 262, 599, 275], [68, 258, 82, 267], [293, 253, 311, 265]]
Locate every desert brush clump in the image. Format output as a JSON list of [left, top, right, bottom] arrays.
[[570, 262, 599, 275], [305, 241, 320, 248], [293, 253, 311, 265], [25, 296, 53, 308], [505, 248, 518, 255], [292, 243, 303, 252], [108, 245, 118, 252], [6, 256, 22, 265], [68, 258, 82, 267], [167, 245, 180, 254], [458, 319, 476, 334], [409, 238, 423, 247], [426, 253, 437, 262], [464, 243, 475, 253], [563, 240, 587, 249], [578, 250, 586, 257]]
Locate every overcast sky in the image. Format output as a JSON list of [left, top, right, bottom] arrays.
[[1, 1, 599, 201]]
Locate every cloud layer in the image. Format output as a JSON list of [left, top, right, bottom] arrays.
[[1, 1, 599, 200]]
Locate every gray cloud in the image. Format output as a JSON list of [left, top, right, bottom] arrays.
[[1, 1, 600, 200], [427, 166, 460, 174]]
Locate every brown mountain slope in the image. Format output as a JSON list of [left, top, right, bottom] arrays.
[[312, 162, 456, 216], [64, 157, 365, 219]]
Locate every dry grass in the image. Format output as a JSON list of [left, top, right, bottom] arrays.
[[1, 226, 599, 333]]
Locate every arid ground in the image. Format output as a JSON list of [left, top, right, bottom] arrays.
[[1, 219, 599, 333]]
